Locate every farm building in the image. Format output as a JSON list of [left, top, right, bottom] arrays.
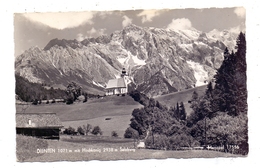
[[16, 113, 63, 140], [105, 68, 131, 96], [41, 98, 65, 104]]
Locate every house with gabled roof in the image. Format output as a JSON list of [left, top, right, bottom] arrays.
[[16, 113, 63, 140]]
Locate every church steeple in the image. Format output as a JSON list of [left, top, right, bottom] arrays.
[[121, 67, 127, 77]]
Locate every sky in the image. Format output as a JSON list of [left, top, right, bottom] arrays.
[[14, 7, 245, 56]]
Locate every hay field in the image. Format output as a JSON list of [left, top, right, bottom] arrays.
[[16, 95, 142, 137]]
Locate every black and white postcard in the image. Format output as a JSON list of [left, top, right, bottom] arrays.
[[2, 0, 259, 167], [13, 6, 250, 163]]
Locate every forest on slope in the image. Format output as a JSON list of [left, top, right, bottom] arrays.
[[125, 32, 248, 155]]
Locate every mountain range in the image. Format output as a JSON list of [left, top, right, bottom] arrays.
[[15, 24, 239, 97]]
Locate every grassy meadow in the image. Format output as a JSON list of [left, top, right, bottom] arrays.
[[16, 95, 142, 137], [62, 115, 133, 137], [16, 88, 245, 162], [16, 135, 48, 161], [16, 135, 241, 162], [155, 85, 207, 116], [16, 86, 207, 137], [16, 95, 142, 121]]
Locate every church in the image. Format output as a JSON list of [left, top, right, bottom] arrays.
[[105, 68, 130, 96]]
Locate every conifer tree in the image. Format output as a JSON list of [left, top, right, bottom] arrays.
[[175, 102, 180, 119], [212, 47, 231, 112], [205, 81, 213, 99], [212, 32, 247, 116], [179, 102, 187, 120], [234, 32, 247, 115]]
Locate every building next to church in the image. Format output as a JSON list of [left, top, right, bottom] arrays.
[[105, 68, 131, 96], [16, 113, 63, 140]]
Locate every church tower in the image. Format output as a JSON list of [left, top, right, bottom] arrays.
[[121, 67, 127, 78], [121, 67, 131, 94]]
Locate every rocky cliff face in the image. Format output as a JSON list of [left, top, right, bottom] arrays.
[[15, 24, 238, 97]]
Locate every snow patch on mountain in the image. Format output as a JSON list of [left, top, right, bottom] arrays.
[[92, 81, 105, 88], [117, 57, 127, 65], [194, 41, 208, 47], [179, 43, 193, 52], [207, 29, 238, 50], [186, 60, 208, 87], [131, 55, 146, 66], [117, 51, 146, 66], [177, 29, 200, 40]]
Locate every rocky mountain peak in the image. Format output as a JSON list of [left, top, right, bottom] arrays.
[[44, 38, 82, 50], [123, 24, 142, 31], [15, 24, 239, 97]]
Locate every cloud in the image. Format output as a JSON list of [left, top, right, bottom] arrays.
[[96, 11, 113, 19], [122, 15, 132, 27], [229, 25, 246, 34], [137, 10, 162, 23], [76, 33, 84, 41], [166, 18, 192, 30], [23, 12, 94, 30], [86, 27, 107, 38], [234, 7, 246, 18], [77, 28, 107, 41]]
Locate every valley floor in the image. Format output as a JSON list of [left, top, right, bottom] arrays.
[[16, 95, 142, 137], [15, 93, 245, 162], [17, 135, 242, 162]]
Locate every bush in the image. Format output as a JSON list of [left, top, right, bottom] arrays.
[[77, 95, 85, 102], [124, 127, 139, 139], [145, 133, 199, 150], [129, 90, 150, 106], [32, 99, 38, 105], [111, 131, 118, 137], [77, 126, 85, 135], [63, 126, 76, 135], [83, 124, 92, 135], [168, 133, 199, 150], [91, 126, 102, 135], [51, 98, 55, 103], [145, 134, 170, 150], [66, 97, 74, 105], [83, 95, 88, 103]]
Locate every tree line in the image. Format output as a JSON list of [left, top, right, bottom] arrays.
[[63, 124, 118, 137], [15, 75, 99, 104], [125, 32, 248, 155], [187, 32, 248, 154], [126, 90, 197, 150], [15, 74, 67, 102]]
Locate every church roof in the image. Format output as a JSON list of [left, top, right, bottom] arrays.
[[106, 78, 126, 89]]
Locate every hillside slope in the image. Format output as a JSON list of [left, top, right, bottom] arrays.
[[155, 85, 207, 115], [16, 95, 142, 137], [16, 95, 142, 121]]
